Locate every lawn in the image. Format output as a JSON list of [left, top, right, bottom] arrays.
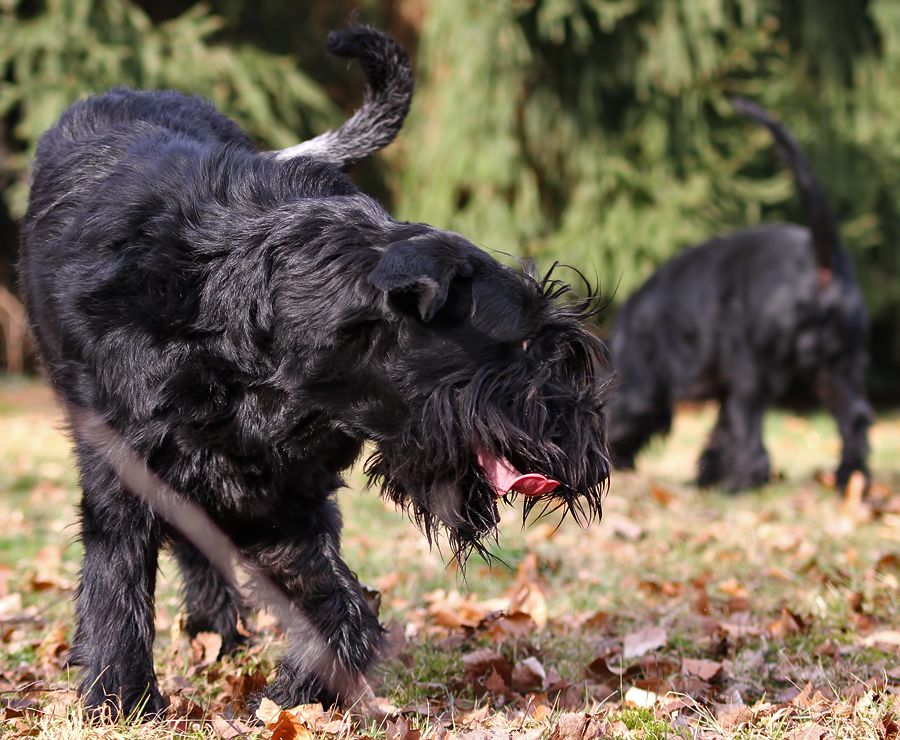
[[1, 377, 899, 739]]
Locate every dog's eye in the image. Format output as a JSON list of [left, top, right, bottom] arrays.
[[522, 339, 532, 354]]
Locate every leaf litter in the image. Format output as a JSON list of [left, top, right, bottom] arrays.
[[2, 384, 900, 738]]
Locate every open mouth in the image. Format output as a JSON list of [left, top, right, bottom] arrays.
[[475, 447, 560, 498]]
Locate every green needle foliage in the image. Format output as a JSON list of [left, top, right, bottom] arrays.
[[0, 0, 340, 218], [396, 0, 900, 377], [2, 0, 900, 383]]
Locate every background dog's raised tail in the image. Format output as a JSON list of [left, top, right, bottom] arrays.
[[272, 25, 414, 170], [733, 96, 841, 272]]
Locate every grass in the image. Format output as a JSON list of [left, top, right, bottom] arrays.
[[1, 377, 900, 738]]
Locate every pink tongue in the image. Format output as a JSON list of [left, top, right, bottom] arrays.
[[476, 449, 560, 497]]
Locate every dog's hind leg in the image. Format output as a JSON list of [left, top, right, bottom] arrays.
[[172, 540, 249, 655], [697, 405, 731, 487], [717, 381, 772, 492], [241, 498, 384, 710], [814, 368, 873, 491], [67, 442, 166, 721]]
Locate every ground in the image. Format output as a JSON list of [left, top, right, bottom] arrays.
[[1, 377, 899, 739]]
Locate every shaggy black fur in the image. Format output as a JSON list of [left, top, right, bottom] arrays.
[[18, 26, 610, 721], [607, 98, 872, 493]]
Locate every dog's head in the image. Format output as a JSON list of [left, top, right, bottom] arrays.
[[358, 231, 611, 561]]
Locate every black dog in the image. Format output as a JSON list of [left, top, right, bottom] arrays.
[[19, 26, 610, 720], [607, 98, 871, 492]]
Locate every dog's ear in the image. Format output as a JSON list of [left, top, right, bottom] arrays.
[[369, 239, 474, 322]]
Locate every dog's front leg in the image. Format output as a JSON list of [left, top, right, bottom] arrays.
[[172, 539, 249, 654], [68, 444, 166, 721], [242, 498, 384, 710], [814, 368, 873, 490]]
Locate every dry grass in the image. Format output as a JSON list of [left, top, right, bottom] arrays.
[[1, 378, 899, 739]]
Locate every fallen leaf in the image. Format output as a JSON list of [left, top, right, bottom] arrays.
[[682, 658, 723, 681], [463, 648, 510, 680], [0, 593, 22, 619], [863, 630, 900, 649], [256, 696, 284, 725], [387, 717, 422, 740], [767, 608, 807, 639], [483, 667, 509, 696], [226, 667, 267, 709], [623, 626, 667, 659], [786, 722, 825, 740], [211, 714, 254, 739], [623, 686, 657, 708], [191, 631, 223, 664], [507, 583, 548, 628], [269, 711, 314, 740], [650, 484, 676, 506], [511, 656, 546, 692], [549, 712, 589, 740], [484, 611, 536, 641]]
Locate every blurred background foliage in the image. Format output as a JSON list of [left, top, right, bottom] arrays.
[[1, 0, 899, 394]]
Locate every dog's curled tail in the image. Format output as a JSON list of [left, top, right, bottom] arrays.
[[272, 25, 414, 170], [733, 96, 841, 272]]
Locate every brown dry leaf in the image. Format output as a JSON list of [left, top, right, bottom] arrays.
[[514, 552, 540, 587], [463, 648, 510, 679], [716, 577, 749, 599], [767, 608, 807, 639], [226, 667, 268, 709], [364, 694, 399, 721], [36, 625, 69, 668], [650, 484, 676, 506], [511, 656, 546, 692], [507, 583, 548, 629], [256, 696, 284, 725], [715, 704, 752, 730], [167, 694, 204, 720], [881, 712, 900, 740], [549, 712, 589, 740], [483, 667, 509, 696], [30, 544, 65, 591], [426, 591, 493, 629], [581, 611, 610, 630], [288, 702, 330, 728], [840, 471, 871, 524], [190, 631, 223, 664], [375, 572, 404, 592], [387, 717, 422, 740], [529, 702, 554, 723], [785, 722, 825, 740], [269, 711, 315, 740], [623, 625, 667, 659], [682, 658, 723, 681], [691, 580, 712, 616], [211, 714, 255, 738], [485, 611, 537, 641]]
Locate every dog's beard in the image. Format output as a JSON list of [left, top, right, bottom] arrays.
[[364, 334, 609, 565]]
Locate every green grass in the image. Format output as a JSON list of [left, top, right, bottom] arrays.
[[2, 377, 900, 739]]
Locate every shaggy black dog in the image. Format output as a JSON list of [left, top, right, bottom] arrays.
[[19, 26, 610, 720], [607, 98, 871, 493]]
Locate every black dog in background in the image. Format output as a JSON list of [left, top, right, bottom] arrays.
[[607, 98, 871, 493], [19, 26, 610, 720]]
